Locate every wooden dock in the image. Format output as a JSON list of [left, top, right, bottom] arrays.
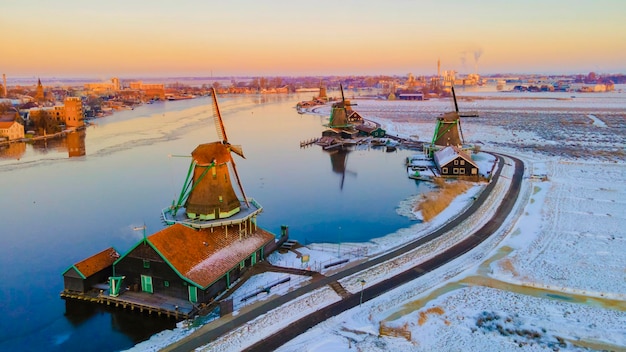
[[60, 290, 196, 320], [300, 138, 319, 148]]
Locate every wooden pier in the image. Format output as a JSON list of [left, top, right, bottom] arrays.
[[300, 138, 319, 148], [60, 290, 196, 320]]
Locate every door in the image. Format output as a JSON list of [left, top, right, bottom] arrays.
[[188, 285, 198, 303], [140, 275, 153, 293]]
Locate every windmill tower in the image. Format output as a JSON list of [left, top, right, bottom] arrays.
[[163, 88, 262, 228], [428, 86, 466, 156]]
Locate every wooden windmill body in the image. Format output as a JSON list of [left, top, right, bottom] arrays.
[[327, 84, 359, 129], [184, 142, 241, 220]]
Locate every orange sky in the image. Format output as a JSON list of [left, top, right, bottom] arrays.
[[2, 0, 625, 78]]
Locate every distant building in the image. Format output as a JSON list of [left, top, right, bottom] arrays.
[[0, 121, 24, 141], [129, 81, 166, 101], [35, 78, 45, 102], [28, 97, 84, 128], [84, 77, 120, 94], [63, 97, 84, 128], [398, 93, 424, 101]]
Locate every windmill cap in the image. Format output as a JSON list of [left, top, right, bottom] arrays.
[[191, 142, 231, 165]]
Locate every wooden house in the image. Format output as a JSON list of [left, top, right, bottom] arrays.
[[355, 124, 386, 138], [434, 145, 479, 178], [113, 222, 275, 304], [62, 247, 120, 293]]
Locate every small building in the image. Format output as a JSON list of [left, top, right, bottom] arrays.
[[113, 223, 275, 303], [322, 128, 359, 140], [355, 124, 386, 137], [0, 120, 25, 140], [62, 247, 120, 293], [434, 145, 478, 178], [398, 93, 424, 101]]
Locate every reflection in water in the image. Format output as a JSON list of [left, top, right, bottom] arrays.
[[63, 299, 175, 344], [66, 130, 86, 158], [326, 147, 357, 190], [0, 141, 25, 160]]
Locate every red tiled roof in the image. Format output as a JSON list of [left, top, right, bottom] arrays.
[[74, 247, 120, 278], [148, 223, 275, 288], [0, 121, 17, 129]]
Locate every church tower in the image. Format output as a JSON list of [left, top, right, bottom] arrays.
[[35, 78, 45, 102]]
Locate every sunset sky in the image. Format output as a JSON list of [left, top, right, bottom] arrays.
[[2, 0, 625, 78]]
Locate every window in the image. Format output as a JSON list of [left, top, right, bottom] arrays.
[[460, 168, 465, 174], [164, 280, 170, 287], [143, 260, 150, 268], [442, 167, 448, 174], [460, 160, 465, 165], [453, 168, 459, 174], [219, 195, 223, 203], [240, 260, 245, 269], [454, 159, 458, 165]]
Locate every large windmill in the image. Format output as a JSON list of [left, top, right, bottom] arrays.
[[163, 88, 261, 227], [430, 86, 465, 149]]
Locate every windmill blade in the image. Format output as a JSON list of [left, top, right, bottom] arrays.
[[451, 86, 459, 113], [458, 116, 465, 144], [230, 144, 245, 159], [211, 88, 228, 142], [340, 83, 346, 104], [451, 86, 465, 143], [229, 154, 250, 208], [340, 172, 345, 190]]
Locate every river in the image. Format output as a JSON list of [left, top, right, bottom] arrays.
[[0, 93, 427, 351]]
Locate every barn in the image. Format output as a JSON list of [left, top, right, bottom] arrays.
[[113, 223, 276, 304], [62, 247, 120, 293]]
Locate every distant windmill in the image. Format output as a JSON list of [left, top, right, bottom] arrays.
[[327, 83, 360, 128], [168, 88, 249, 221]]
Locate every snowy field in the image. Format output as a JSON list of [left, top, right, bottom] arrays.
[[129, 87, 626, 352]]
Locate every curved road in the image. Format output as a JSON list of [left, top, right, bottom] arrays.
[[164, 153, 524, 352]]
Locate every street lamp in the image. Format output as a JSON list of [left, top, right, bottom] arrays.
[[359, 279, 366, 306]]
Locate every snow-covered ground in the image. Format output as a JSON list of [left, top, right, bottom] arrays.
[[128, 88, 626, 352]]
